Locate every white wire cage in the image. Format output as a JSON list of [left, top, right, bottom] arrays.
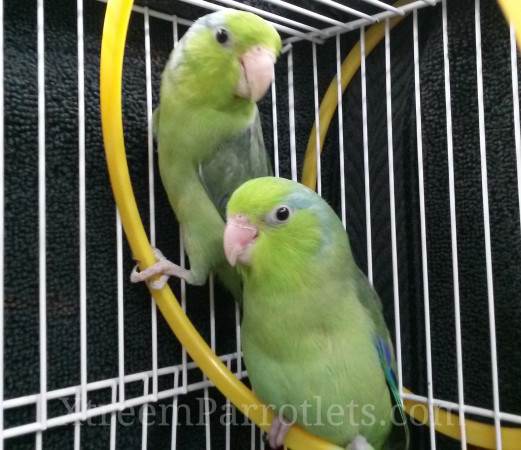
[[0, 0, 520, 449]]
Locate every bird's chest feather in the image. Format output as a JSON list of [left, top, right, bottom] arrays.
[[158, 87, 254, 164], [241, 289, 392, 447], [242, 312, 381, 402]]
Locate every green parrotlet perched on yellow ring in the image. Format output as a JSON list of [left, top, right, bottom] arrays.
[[131, 10, 281, 300], [223, 177, 409, 450]]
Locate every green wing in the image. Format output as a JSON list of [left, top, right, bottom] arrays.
[[199, 106, 272, 218], [354, 269, 410, 450]]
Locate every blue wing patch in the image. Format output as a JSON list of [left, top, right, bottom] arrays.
[[375, 337, 410, 450]]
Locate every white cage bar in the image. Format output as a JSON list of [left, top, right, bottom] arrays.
[[37, 2, 47, 449], [441, 0, 467, 448], [360, 25, 373, 285], [384, 17, 403, 399], [413, 9, 437, 450], [474, 1, 502, 448], [335, 33, 347, 229]]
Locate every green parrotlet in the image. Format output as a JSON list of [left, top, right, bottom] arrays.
[[223, 177, 409, 450], [131, 10, 281, 301]]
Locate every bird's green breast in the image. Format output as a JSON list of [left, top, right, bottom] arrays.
[[156, 80, 256, 216], [241, 276, 393, 448], [157, 79, 255, 167]]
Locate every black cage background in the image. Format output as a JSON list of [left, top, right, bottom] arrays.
[[2, 0, 520, 448]]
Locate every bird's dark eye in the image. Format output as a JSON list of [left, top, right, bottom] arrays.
[[267, 205, 292, 225], [275, 206, 290, 222], [215, 28, 229, 44]]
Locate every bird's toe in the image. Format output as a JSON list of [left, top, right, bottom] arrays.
[[149, 274, 169, 290], [267, 415, 292, 449], [130, 264, 145, 283], [346, 435, 374, 450]]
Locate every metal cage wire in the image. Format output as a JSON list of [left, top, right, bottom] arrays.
[[0, 0, 520, 449]]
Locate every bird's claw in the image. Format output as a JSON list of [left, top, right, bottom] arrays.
[[346, 435, 374, 450], [130, 248, 188, 290], [266, 415, 293, 449]]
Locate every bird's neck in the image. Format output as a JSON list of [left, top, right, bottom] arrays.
[[164, 63, 255, 114], [242, 237, 357, 305], [159, 84, 255, 164]]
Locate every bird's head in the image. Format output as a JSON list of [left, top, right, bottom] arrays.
[[168, 9, 281, 106], [224, 177, 346, 276]]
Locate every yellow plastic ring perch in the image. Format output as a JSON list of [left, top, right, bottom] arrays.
[[301, 1, 521, 448], [498, 0, 521, 48], [99, 0, 339, 449]]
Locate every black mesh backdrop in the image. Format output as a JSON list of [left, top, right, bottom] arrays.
[[2, 0, 520, 448]]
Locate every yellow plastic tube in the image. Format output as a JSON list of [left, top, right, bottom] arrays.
[[403, 391, 521, 450], [301, 1, 521, 448], [498, 0, 521, 48], [99, 0, 339, 448]]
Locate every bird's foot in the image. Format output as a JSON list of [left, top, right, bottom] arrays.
[[346, 435, 374, 450], [130, 248, 192, 290], [266, 415, 293, 449]]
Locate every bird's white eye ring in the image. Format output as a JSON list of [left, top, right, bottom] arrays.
[[215, 27, 229, 45]]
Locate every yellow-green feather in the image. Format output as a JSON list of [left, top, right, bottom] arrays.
[[227, 177, 408, 449], [155, 11, 281, 299]]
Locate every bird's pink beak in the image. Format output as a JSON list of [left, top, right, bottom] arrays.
[[236, 46, 276, 102], [224, 214, 258, 266]]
